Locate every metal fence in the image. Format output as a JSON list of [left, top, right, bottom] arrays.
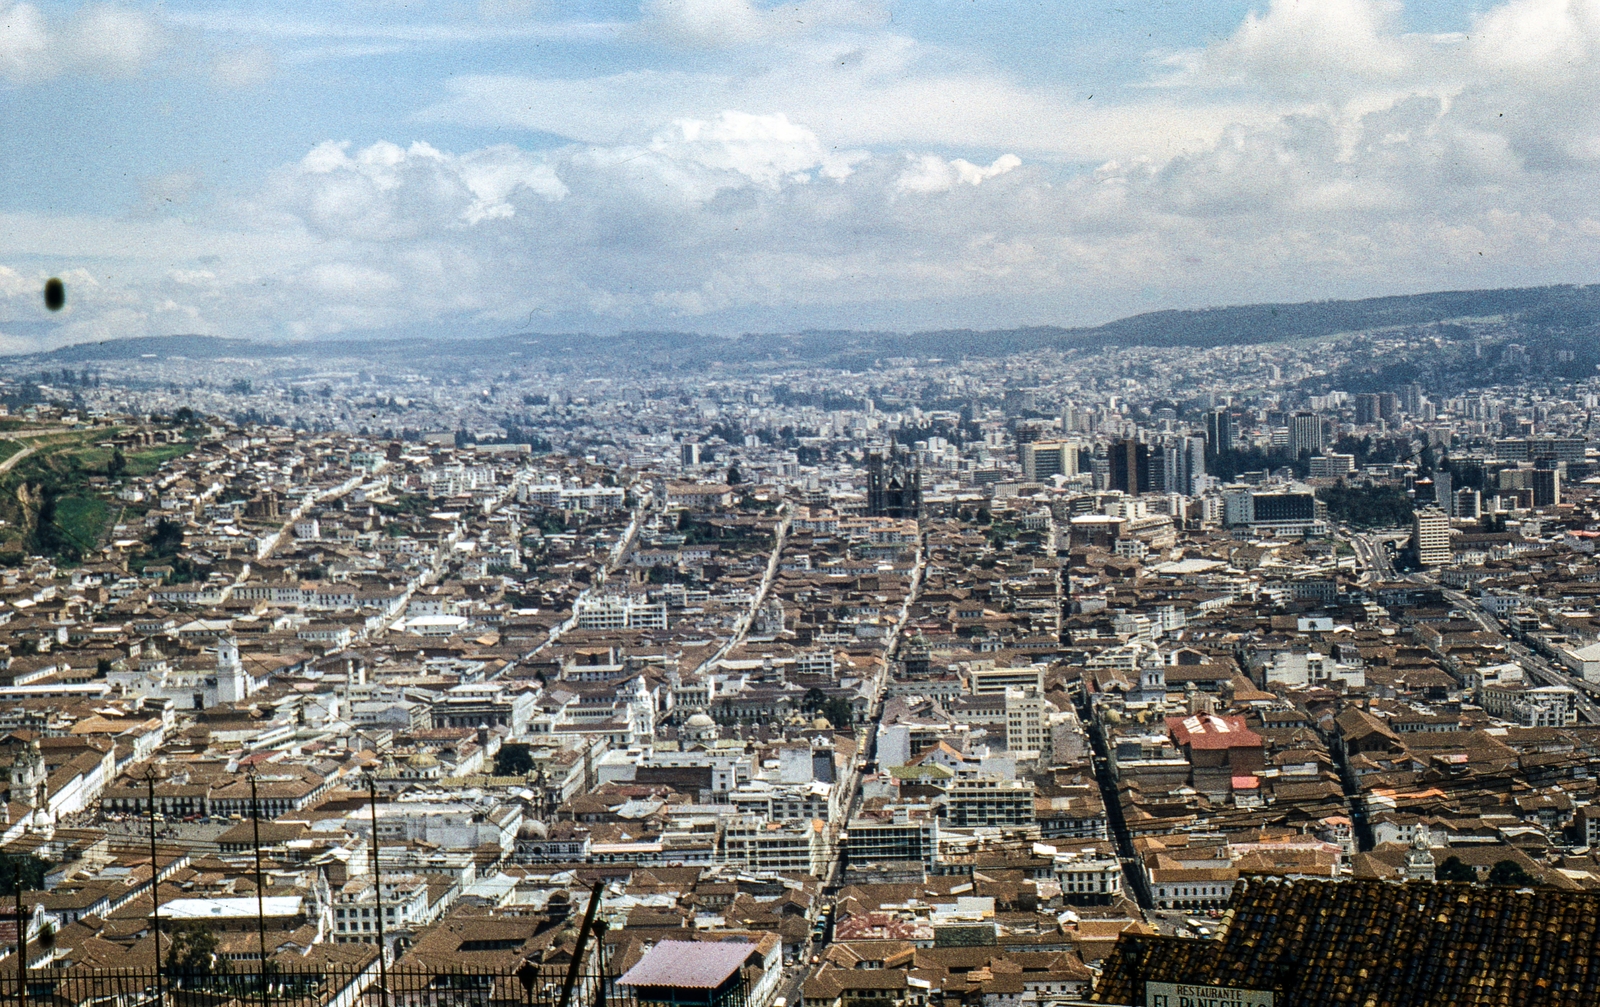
[[10, 960, 628, 1007]]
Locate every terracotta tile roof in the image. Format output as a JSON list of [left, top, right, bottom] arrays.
[[1165, 715, 1262, 751], [1092, 878, 1600, 1006]]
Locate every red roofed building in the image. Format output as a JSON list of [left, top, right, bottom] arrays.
[[1164, 714, 1265, 800]]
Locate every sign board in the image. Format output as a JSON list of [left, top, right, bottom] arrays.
[[1145, 982, 1274, 1007]]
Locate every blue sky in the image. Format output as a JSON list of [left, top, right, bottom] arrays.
[[1, 0, 1597, 347]]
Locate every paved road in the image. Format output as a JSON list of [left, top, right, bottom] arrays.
[[1350, 531, 1398, 582], [1440, 586, 1600, 724]]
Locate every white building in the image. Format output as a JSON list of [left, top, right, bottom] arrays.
[[575, 595, 669, 630], [1005, 687, 1051, 757], [1414, 506, 1452, 567]]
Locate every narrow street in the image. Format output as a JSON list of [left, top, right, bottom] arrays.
[[691, 502, 791, 675], [1080, 706, 1152, 910], [822, 530, 928, 891]]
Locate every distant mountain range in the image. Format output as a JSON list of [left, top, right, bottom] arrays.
[[13, 283, 1600, 370]]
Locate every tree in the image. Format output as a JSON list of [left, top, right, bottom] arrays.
[[1316, 484, 1415, 529], [167, 922, 226, 975], [149, 518, 185, 557], [107, 447, 126, 479], [726, 464, 743, 485], [494, 743, 535, 776], [1487, 860, 1537, 887], [801, 688, 828, 713], [1435, 856, 1476, 883], [821, 697, 854, 728]]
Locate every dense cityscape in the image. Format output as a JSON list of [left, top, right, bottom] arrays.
[[0, 303, 1591, 1004]]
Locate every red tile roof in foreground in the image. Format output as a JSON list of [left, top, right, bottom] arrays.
[[1092, 877, 1600, 1006]]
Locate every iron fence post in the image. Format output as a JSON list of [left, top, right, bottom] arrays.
[[13, 857, 23, 1007]]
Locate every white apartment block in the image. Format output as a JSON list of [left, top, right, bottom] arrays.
[[1414, 506, 1451, 567], [575, 595, 669, 630]]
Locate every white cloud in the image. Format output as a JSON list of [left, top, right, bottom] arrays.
[[278, 139, 567, 240], [576, 111, 867, 203], [420, 36, 1272, 162], [19, 0, 1600, 345], [0, 2, 167, 82], [211, 45, 273, 88], [896, 153, 1020, 193], [0, 3, 51, 82], [1194, 0, 1418, 91], [638, 0, 883, 48], [67, 4, 165, 75]]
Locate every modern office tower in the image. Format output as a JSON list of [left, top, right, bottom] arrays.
[[1021, 439, 1079, 481], [1532, 466, 1561, 508], [1377, 392, 1398, 421], [1184, 436, 1207, 495], [1455, 487, 1481, 520], [1290, 412, 1324, 456], [1308, 453, 1355, 479], [1204, 409, 1236, 458], [1354, 394, 1380, 426], [1146, 446, 1170, 494], [1414, 506, 1451, 567], [1109, 438, 1149, 495], [680, 441, 701, 467]]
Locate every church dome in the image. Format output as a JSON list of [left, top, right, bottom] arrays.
[[685, 713, 716, 730], [406, 753, 439, 769]]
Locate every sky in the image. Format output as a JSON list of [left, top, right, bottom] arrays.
[[2, 0, 1599, 349]]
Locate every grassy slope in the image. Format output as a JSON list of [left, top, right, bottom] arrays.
[[0, 430, 193, 561]]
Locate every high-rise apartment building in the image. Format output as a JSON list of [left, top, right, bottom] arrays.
[[1403, 382, 1424, 415], [1290, 412, 1324, 456], [1413, 506, 1451, 567]]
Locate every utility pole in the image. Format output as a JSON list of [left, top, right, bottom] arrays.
[[367, 773, 388, 1007], [146, 768, 163, 1006], [249, 769, 270, 1007]]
